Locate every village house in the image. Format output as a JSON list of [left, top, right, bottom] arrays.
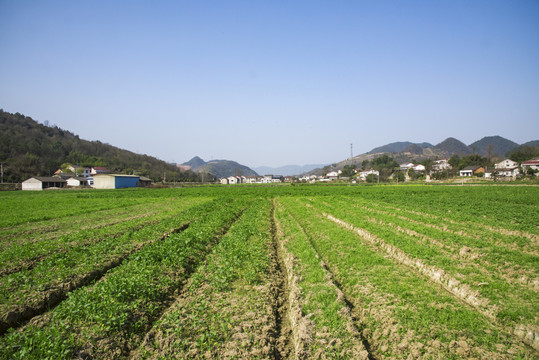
[[68, 165, 91, 178], [459, 166, 485, 177], [326, 171, 339, 180], [399, 163, 414, 171], [359, 169, 379, 181], [91, 167, 110, 175], [496, 167, 520, 178], [495, 159, 519, 169], [432, 159, 452, 172], [22, 176, 67, 191], [521, 157, 539, 175]]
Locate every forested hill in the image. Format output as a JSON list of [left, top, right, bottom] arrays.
[[0, 110, 202, 183]]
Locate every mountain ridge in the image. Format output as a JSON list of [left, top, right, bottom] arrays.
[[181, 157, 258, 178]]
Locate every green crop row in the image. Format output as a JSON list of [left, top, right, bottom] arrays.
[[0, 197, 212, 335], [0, 191, 157, 228], [0, 198, 203, 276], [279, 197, 535, 359], [273, 199, 369, 359], [0, 199, 174, 244], [304, 196, 539, 331], [137, 198, 275, 359], [0, 196, 246, 359]]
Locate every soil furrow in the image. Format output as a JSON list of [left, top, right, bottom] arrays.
[[270, 200, 293, 359], [274, 200, 373, 359], [0, 222, 191, 336]]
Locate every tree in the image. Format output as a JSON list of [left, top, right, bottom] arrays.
[[366, 173, 378, 183], [361, 160, 370, 170], [394, 171, 405, 183], [341, 164, 356, 177]]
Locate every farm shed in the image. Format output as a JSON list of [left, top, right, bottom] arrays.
[[138, 176, 152, 187], [66, 177, 88, 187], [22, 177, 67, 191], [92, 174, 140, 189]]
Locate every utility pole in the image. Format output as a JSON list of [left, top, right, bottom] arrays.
[[350, 143, 353, 160], [1, 162, 3, 183]]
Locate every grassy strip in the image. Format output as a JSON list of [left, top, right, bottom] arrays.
[[0, 197, 210, 334], [0, 197, 245, 359], [0, 192, 154, 228], [280, 197, 535, 359], [273, 199, 370, 359], [0, 200, 166, 243], [135, 199, 275, 359], [356, 197, 539, 249], [357, 186, 539, 233], [306, 196, 539, 331]]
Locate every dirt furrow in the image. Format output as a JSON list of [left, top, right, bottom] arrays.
[[270, 200, 293, 359], [275, 200, 372, 359]]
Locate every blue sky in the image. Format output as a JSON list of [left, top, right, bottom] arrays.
[[1, 1, 538, 167]]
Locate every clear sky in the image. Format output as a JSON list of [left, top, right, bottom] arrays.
[[1, 1, 538, 167]]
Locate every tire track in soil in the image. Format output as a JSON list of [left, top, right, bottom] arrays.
[[270, 200, 293, 359], [284, 203, 374, 360], [0, 222, 191, 336]]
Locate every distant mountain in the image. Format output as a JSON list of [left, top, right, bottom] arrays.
[[468, 136, 519, 157], [521, 140, 539, 147], [252, 164, 326, 177], [0, 110, 201, 183], [182, 157, 258, 178], [433, 137, 472, 156], [369, 141, 432, 154], [182, 156, 206, 169], [402, 143, 424, 155]]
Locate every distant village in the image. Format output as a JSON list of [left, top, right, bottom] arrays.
[[21, 165, 151, 191], [18, 156, 539, 190], [219, 157, 539, 184]]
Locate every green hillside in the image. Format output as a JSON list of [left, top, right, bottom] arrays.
[[468, 136, 519, 157], [0, 110, 204, 183]]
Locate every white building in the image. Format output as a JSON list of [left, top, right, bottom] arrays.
[[521, 157, 539, 175], [92, 174, 140, 189], [22, 177, 67, 191], [496, 167, 519, 178], [326, 171, 339, 180], [359, 169, 379, 181], [432, 159, 452, 172], [495, 159, 518, 170], [399, 163, 414, 171], [68, 165, 91, 178], [66, 177, 88, 187], [91, 167, 110, 175]]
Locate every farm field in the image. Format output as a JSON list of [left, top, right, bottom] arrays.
[[0, 185, 537, 359]]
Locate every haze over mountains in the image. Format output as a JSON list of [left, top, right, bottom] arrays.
[[2, 109, 538, 180]]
